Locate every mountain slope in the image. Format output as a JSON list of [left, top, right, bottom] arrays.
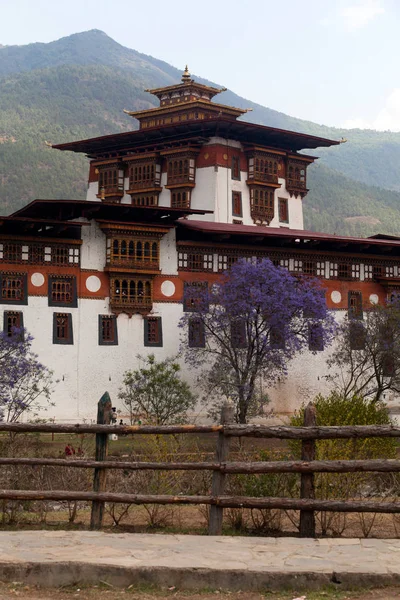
[[0, 30, 399, 235]]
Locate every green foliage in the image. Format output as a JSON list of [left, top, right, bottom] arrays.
[[118, 354, 196, 425], [1, 29, 400, 236], [290, 392, 396, 460], [290, 392, 396, 535]]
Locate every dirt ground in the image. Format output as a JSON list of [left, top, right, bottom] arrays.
[[1, 583, 400, 599]]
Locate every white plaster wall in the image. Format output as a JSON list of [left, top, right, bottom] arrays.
[[7, 298, 187, 422], [10, 297, 400, 423], [160, 229, 178, 275], [86, 182, 98, 203], [80, 221, 106, 271], [158, 172, 170, 208]]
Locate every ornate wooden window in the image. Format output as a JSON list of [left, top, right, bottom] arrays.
[[287, 161, 307, 196], [308, 323, 324, 351], [144, 317, 163, 347], [350, 321, 366, 351], [0, 273, 27, 305], [278, 198, 289, 223], [2, 243, 22, 263], [53, 313, 73, 345], [188, 319, 205, 348], [373, 265, 384, 280], [249, 186, 274, 224], [178, 250, 214, 272], [247, 153, 279, 184], [99, 315, 118, 345], [338, 263, 352, 280], [3, 311, 23, 336], [110, 277, 153, 314], [231, 320, 247, 348], [128, 160, 161, 190], [51, 246, 80, 266], [48, 276, 77, 308], [97, 165, 124, 201], [131, 194, 159, 207], [183, 281, 208, 312], [107, 237, 160, 271], [232, 192, 242, 217], [167, 157, 196, 185], [231, 156, 240, 180], [348, 291, 363, 319], [171, 189, 191, 209], [303, 261, 317, 276]]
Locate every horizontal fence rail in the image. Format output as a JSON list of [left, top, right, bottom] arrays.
[[2, 398, 400, 537], [2, 457, 400, 474], [0, 490, 398, 515], [1, 422, 400, 439]]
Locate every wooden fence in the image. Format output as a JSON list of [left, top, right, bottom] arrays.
[[1, 392, 400, 537]]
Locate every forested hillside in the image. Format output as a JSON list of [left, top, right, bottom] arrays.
[[1, 29, 399, 235]]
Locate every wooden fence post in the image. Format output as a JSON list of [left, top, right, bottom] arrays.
[[208, 401, 235, 535], [90, 391, 112, 530], [299, 401, 317, 537]]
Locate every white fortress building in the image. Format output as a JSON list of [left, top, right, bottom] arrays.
[[2, 68, 400, 421]]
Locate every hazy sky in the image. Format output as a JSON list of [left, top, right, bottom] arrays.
[[0, 0, 399, 130]]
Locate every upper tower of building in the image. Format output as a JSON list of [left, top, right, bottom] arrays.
[[53, 68, 340, 229], [124, 66, 247, 129]]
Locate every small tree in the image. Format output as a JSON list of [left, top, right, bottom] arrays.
[[0, 327, 54, 422], [118, 354, 196, 425], [327, 296, 400, 402], [180, 258, 335, 423]]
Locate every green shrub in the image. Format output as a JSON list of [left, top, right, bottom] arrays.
[[290, 392, 396, 535]]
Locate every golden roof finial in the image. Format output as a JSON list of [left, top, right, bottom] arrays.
[[181, 65, 192, 83]]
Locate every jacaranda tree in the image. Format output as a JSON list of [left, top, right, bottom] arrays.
[[0, 327, 54, 422], [180, 258, 335, 423]]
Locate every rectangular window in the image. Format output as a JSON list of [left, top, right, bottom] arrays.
[[348, 291, 363, 319], [231, 156, 240, 180], [178, 251, 214, 272], [351, 264, 361, 280], [270, 325, 285, 350], [188, 319, 205, 348], [48, 276, 77, 307], [330, 262, 338, 279], [231, 319, 247, 349], [0, 273, 27, 305], [308, 323, 324, 351], [99, 315, 118, 345], [338, 263, 351, 280], [278, 198, 289, 223], [350, 321, 366, 350], [232, 191, 242, 217], [144, 317, 163, 347], [293, 259, 303, 273], [364, 265, 373, 280], [53, 313, 73, 345], [303, 261, 317, 276], [183, 281, 208, 312], [3, 311, 23, 336], [2, 243, 22, 263], [110, 277, 153, 311]]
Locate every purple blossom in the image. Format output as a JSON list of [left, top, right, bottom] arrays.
[[0, 328, 54, 422], [180, 258, 336, 423]]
